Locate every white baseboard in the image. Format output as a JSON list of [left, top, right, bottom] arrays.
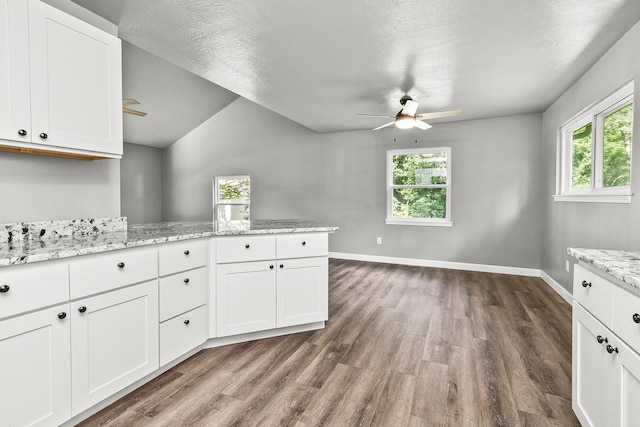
[[329, 252, 573, 303]]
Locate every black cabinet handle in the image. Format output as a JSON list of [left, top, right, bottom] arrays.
[[280, 264, 284, 269], [245, 244, 250, 249], [0, 285, 9, 293], [184, 319, 190, 325], [184, 250, 190, 255], [633, 313, 640, 324], [39, 132, 48, 139], [78, 306, 87, 313], [597, 335, 608, 344], [117, 262, 125, 269], [606, 344, 619, 354], [270, 265, 274, 269], [57, 312, 67, 319], [18, 129, 27, 136], [302, 241, 306, 246], [582, 280, 592, 288], [183, 278, 190, 284]]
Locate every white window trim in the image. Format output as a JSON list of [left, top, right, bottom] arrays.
[[555, 81, 634, 203], [386, 147, 452, 227]]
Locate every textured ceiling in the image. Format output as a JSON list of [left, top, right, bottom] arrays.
[[72, 0, 640, 135]]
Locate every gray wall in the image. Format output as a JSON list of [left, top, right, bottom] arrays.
[[542, 20, 640, 292], [163, 97, 543, 269], [0, 151, 120, 223], [120, 143, 163, 224]]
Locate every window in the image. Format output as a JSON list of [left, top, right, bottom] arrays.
[[386, 147, 452, 226], [213, 175, 250, 223], [556, 81, 634, 203]]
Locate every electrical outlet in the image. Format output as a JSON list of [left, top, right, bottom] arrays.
[[376, 237, 382, 245], [566, 260, 570, 272]]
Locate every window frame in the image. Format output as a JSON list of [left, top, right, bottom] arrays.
[[386, 147, 452, 227], [555, 81, 634, 203]]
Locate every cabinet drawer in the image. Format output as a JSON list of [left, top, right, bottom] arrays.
[[160, 305, 206, 366], [0, 261, 69, 320], [216, 235, 276, 263], [613, 285, 640, 352], [158, 239, 207, 276], [159, 267, 207, 322], [573, 264, 613, 326], [277, 233, 328, 259], [70, 246, 158, 299]]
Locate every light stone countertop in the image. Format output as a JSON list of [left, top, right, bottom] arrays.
[[568, 248, 640, 291], [0, 219, 338, 266]]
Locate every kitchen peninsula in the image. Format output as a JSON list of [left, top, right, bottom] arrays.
[[0, 217, 337, 426]]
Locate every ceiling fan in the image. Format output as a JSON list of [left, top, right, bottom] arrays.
[[358, 95, 461, 130], [122, 99, 147, 116]]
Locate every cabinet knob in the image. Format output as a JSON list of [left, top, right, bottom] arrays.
[[184, 319, 190, 325], [280, 264, 284, 269], [184, 250, 190, 255], [183, 278, 190, 284], [606, 344, 619, 354], [117, 262, 125, 269], [39, 132, 48, 139], [270, 265, 274, 269], [633, 313, 640, 324], [57, 312, 67, 319], [597, 335, 608, 344], [78, 306, 87, 313], [0, 285, 9, 293], [582, 280, 592, 288], [302, 241, 306, 246], [245, 244, 250, 249], [18, 129, 27, 136]]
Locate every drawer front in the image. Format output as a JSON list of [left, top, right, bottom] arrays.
[[0, 261, 69, 320], [573, 264, 613, 327], [277, 233, 328, 259], [160, 305, 207, 366], [159, 267, 207, 322], [70, 246, 158, 299], [158, 239, 208, 277], [613, 285, 640, 352], [216, 235, 276, 263]]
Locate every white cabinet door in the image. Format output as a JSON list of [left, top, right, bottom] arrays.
[[0, 304, 71, 427], [573, 302, 615, 427], [216, 260, 276, 337], [276, 256, 328, 328], [0, 0, 30, 143], [28, 0, 122, 156], [71, 281, 158, 416], [610, 337, 640, 427]]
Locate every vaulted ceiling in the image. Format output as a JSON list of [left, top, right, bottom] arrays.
[[72, 0, 640, 142]]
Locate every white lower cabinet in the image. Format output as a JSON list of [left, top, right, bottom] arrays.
[[216, 260, 277, 337], [0, 304, 71, 427], [160, 305, 207, 366], [277, 257, 328, 328], [573, 268, 640, 427], [70, 280, 159, 416]]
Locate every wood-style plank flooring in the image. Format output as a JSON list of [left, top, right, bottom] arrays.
[[79, 259, 580, 426]]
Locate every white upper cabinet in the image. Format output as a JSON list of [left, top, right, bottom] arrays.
[[0, 0, 122, 159]]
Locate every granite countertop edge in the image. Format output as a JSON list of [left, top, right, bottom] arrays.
[[0, 220, 338, 267], [568, 247, 640, 290]]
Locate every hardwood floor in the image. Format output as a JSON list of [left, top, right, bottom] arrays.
[[79, 259, 580, 426]]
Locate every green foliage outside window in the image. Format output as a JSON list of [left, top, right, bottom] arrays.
[[392, 153, 447, 219], [571, 123, 592, 189]]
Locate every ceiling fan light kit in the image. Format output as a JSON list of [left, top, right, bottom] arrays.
[[395, 115, 415, 129], [358, 96, 460, 132]]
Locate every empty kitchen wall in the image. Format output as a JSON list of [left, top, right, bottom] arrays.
[[120, 143, 163, 224], [0, 151, 120, 223], [163, 97, 543, 270], [541, 20, 640, 293]]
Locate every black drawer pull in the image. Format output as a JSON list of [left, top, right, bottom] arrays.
[[18, 129, 27, 136], [581, 280, 591, 288], [270, 265, 274, 269], [57, 312, 67, 319], [597, 335, 608, 344], [117, 262, 125, 269], [245, 244, 250, 249], [184, 319, 190, 325], [606, 344, 619, 354], [184, 278, 190, 284], [184, 250, 190, 255], [39, 132, 48, 139], [633, 313, 640, 324], [78, 306, 87, 313], [0, 285, 9, 293], [280, 264, 284, 269], [302, 241, 306, 246]]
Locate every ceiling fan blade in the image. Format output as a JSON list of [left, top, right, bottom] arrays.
[[416, 109, 462, 120], [372, 121, 396, 131], [356, 114, 396, 118], [401, 100, 419, 116], [414, 119, 432, 130], [123, 107, 147, 116], [122, 99, 140, 106]]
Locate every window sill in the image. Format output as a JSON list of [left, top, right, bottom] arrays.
[[385, 219, 453, 227], [553, 192, 632, 204]]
